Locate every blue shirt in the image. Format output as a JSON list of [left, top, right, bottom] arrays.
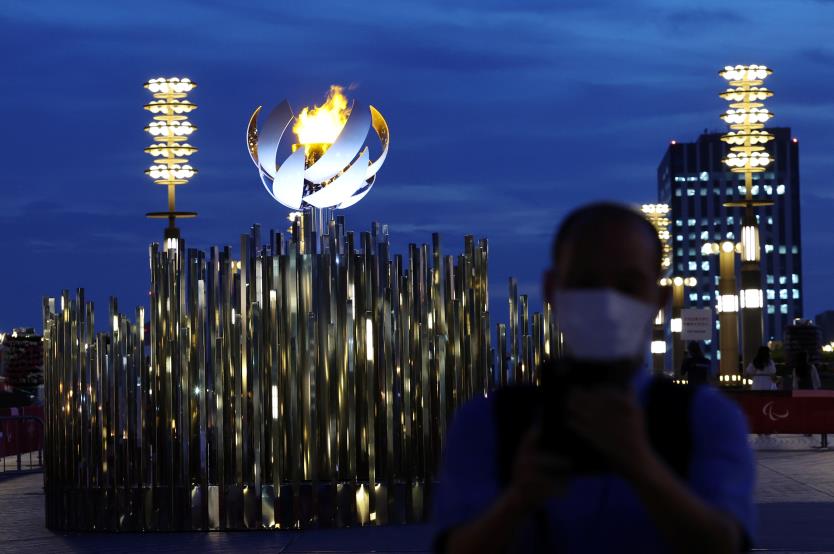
[[431, 380, 755, 553]]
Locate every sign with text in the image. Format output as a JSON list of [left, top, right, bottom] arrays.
[[681, 308, 713, 341]]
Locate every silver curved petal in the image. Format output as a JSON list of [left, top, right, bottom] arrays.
[[246, 106, 262, 167], [257, 100, 294, 179], [272, 147, 306, 209], [304, 103, 370, 184], [337, 177, 374, 209], [259, 169, 277, 201], [366, 105, 390, 180], [304, 148, 370, 209]]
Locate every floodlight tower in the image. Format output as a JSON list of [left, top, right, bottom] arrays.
[[641, 204, 672, 374], [719, 65, 774, 368], [144, 77, 198, 249]]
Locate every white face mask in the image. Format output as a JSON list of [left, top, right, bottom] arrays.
[[553, 288, 656, 362]]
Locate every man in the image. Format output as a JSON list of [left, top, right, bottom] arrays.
[[431, 202, 754, 553], [681, 341, 712, 387]]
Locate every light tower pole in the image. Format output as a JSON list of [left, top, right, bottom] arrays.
[[703, 241, 742, 376], [144, 77, 198, 249], [641, 204, 673, 374], [719, 65, 774, 368], [660, 276, 696, 374]]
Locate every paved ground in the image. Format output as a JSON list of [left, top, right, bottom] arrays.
[[2, 436, 834, 553]]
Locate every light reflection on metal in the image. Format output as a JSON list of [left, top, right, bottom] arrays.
[[43, 215, 553, 531], [247, 89, 390, 211], [144, 77, 198, 241]]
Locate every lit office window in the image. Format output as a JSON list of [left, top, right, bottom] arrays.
[[688, 261, 697, 271], [701, 261, 710, 271], [779, 276, 787, 284], [688, 233, 696, 240], [688, 218, 696, 226], [792, 246, 799, 254], [687, 189, 695, 197], [675, 190, 682, 197], [700, 230, 709, 240], [793, 289, 800, 299], [779, 289, 788, 300], [767, 305, 775, 314], [766, 289, 775, 300], [714, 232, 721, 241], [714, 276, 720, 286], [676, 235, 684, 242], [675, 176, 687, 182], [778, 245, 787, 254], [764, 184, 773, 195], [780, 304, 788, 314], [726, 216, 734, 225], [675, 219, 682, 227], [767, 275, 774, 284], [737, 185, 746, 195], [689, 293, 698, 302], [700, 189, 707, 196], [715, 320, 721, 330], [765, 244, 774, 254], [752, 185, 760, 195], [702, 294, 712, 301], [689, 248, 696, 256], [688, 176, 698, 182], [725, 232, 734, 240], [792, 273, 800, 284], [726, 187, 734, 195], [767, 216, 773, 225], [676, 248, 683, 257], [777, 184, 786, 195], [677, 263, 684, 272], [700, 171, 709, 181]]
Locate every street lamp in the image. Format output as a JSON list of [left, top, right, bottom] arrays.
[[143, 77, 198, 248], [660, 275, 696, 374], [703, 241, 743, 377], [719, 64, 774, 368], [642, 204, 673, 374]]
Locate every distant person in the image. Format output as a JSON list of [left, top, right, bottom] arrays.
[[793, 351, 821, 390], [745, 346, 777, 391], [680, 341, 711, 386], [431, 202, 754, 553]]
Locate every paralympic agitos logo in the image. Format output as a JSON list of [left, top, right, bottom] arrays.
[[762, 401, 789, 421]]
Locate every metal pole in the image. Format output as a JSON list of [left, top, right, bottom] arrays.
[[718, 244, 740, 376]]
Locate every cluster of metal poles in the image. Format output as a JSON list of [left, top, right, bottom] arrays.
[[42, 212, 554, 531]]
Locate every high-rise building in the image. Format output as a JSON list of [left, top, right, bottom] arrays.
[[814, 310, 834, 344], [657, 127, 802, 352]]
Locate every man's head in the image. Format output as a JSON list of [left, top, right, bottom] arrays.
[[543, 202, 669, 363]]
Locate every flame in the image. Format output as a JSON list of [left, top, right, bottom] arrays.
[[292, 85, 351, 149]]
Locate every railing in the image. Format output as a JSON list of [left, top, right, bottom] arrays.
[[0, 415, 44, 474]]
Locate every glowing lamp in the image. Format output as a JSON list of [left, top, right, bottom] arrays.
[[143, 76, 198, 241]]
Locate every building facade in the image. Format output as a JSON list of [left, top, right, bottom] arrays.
[[657, 127, 802, 355]]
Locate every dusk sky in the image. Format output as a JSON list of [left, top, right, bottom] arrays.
[[2, 0, 833, 331]]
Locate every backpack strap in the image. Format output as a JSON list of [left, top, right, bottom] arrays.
[[493, 385, 542, 485], [644, 378, 697, 478]]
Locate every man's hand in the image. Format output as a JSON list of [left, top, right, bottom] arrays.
[[566, 388, 655, 480], [505, 426, 572, 512]]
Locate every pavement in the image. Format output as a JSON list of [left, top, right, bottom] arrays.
[[2, 436, 834, 553]]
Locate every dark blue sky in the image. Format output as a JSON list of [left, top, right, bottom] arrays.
[[2, 0, 833, 331]]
